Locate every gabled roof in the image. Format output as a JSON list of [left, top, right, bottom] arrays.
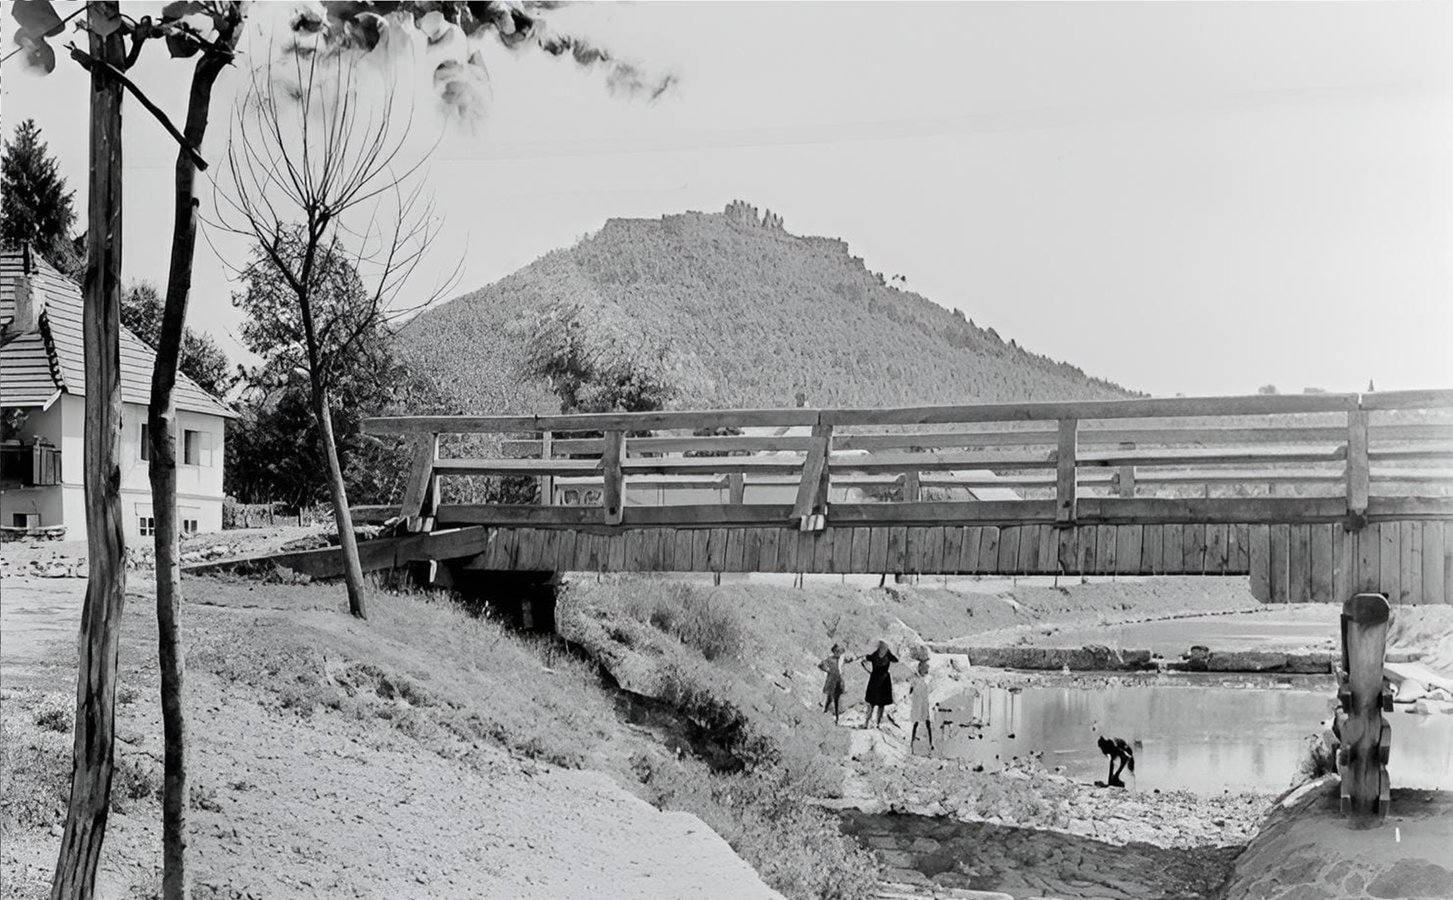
[[1, 250, 236, 418]]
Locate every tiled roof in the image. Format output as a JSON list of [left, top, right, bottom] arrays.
[[1, 251, 236, 418]]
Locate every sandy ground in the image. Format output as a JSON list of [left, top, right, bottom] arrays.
[[0, 569, 784, 900]]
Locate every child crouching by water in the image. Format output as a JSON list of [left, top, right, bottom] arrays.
[[818, 644, 852, 724], [910, 660, 933, 751]]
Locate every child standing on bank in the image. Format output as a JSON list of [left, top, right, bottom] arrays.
[[818, 644, 851, 724], [909, 659, 934, 752]]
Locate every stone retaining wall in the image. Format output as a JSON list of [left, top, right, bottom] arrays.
[[929, 644, 1337, 674]]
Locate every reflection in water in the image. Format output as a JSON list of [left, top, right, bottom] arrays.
[[934, 683, 1453, 795]]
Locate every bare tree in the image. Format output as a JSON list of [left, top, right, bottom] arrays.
[[144, 6, 244, 899], [215, 49, 450, 618]]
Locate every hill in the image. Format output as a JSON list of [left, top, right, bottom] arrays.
[[399, 201, 1140, 414]]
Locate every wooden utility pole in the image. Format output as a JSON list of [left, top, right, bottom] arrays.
[[53, 4, 127, 896]]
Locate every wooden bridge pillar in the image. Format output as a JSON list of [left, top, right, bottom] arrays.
[[1336, 592, 1392, 825]]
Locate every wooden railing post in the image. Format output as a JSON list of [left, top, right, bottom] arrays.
[[602, 430, 626, 526], [1347, 407, 1369, 529], [1115, 442, 1136, 499], [399, 432, 439, 532], [1056, 418, 1078, 525], [727, 472, 745, 505], [1336, 592, 1391, 825], [1116, 466, 1135, 498], [902, 471, 920, 502], [793, 421, 833, 531], [539, 430, 553, 506]]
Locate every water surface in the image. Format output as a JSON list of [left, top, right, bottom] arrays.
[[934, 680, 1453, 794]]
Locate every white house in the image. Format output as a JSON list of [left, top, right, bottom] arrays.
[[1, 250, 235, 542]]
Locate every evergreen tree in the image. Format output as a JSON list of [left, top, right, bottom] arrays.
[[0, 119, 80, 273]]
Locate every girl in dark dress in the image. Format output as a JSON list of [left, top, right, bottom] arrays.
[[861, 640, 898, 729]]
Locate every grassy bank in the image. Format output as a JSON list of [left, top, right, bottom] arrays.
[[1, 574, 878, 900]]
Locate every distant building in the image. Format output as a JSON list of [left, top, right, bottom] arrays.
[[0, 250, 235, 541]]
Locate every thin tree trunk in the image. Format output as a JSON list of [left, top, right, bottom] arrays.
[[312, 387, 368, 618], [147, 44, 232, 900], [53, 7, 127, 897]]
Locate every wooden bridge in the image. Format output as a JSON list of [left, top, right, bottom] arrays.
[[308, 391, 1453, 605]]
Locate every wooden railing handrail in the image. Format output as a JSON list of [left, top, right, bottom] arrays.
[[364, 390, 1452, 437], [369, 390, 1453, 533]]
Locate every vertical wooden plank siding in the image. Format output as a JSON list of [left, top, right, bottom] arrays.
[[1402, 521, 1421, 606], [1230, 525, 1250, 572], [962, 527, 983, 573], [850, 528, 871, 574], [1206, 524, 1228, 575], [1289, 525, 1312, 604], [1139, 525, 1161, 575], [1077, 526, 1097, 576], [1249, 525, 1271, 602], [1310, 524, 1334, 604], [1038, 526, 1058, 575], [943, 528, 965, 576], [814, 530, 835, 573], [760, 529, 781, 572], [1380, 524, 1400, 605], [887, 526, 908, 574], [1162, 524, 1183, 575], [691, 529, 711, 571], [1421, 522, 1444, 606], [1184, 524, 1207, 576], [981, 527, 1002, 573], [1332, 526, 1352, 606], [1018, 525, 1041, 575], [904, 527, 926, 574], [998, 526, 1021, 574], [674, 531, 694, 573], [1057, 527, 1079, 576], [776, 528, 798, 574], [1356, 524, 1381, 594], [832, 529, 855, 574], [1444, 524, 1453, 605], [608, 532, 628, 572], [1094, 524, 1115, 575], [928, 525, 949, 573], [1269, 524, 1290, 603], [724, 529, 745, 572], [868, 527, 888, 573]]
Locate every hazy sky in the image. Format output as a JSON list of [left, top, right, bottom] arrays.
[[3, 2, 1451, 397]]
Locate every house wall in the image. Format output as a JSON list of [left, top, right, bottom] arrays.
[[1, 396, 227, 542]]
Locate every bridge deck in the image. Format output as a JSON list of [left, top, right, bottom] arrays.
[[339, 390, 1453, 605]]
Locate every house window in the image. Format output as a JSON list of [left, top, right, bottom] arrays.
[[182, 430, 212, 466], [13, 513, 38, 529], [183, 519, 199, 535], [138, 516, 155, 537], [141, 423, 150, 461]]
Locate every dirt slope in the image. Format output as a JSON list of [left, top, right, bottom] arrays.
[[0, 573, 784, 900]]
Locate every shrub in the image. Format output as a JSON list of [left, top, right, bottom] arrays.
[[33, 703, 71, 733], [623, 582, 745, 662]]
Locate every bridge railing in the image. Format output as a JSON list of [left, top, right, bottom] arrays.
[[359, 390, 1453, 532]]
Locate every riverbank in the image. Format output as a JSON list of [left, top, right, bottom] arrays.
[[1, 570, 793, 899]]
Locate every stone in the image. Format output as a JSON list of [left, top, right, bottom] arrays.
[[1365, 861, 1453, 899]]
